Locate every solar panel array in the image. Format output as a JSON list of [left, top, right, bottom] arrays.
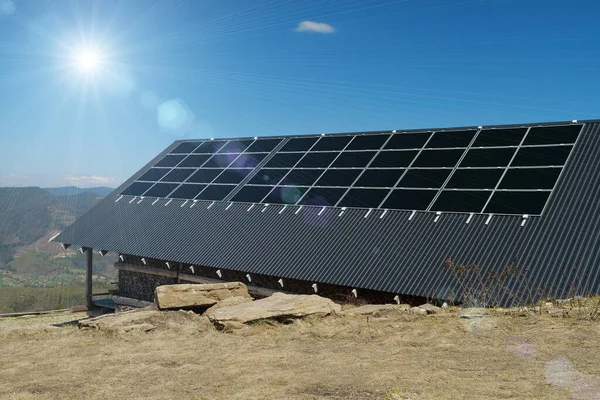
[[119, 124, 582, 215]]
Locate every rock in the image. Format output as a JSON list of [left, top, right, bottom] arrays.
[[205, 296, 253, 314], [459, 308, 488, 319], [342, 304, 409, 316], [69, 305, 88, 312], [220, 320, 248, 332], [409, 307, 428, 315], [79, 309, 211, 334], [206, 292, 341, 328], [121, 323, 155, 333], [155, 282, 251, 310], [441, 302, 449, 308], [418, 303, 442, 314]]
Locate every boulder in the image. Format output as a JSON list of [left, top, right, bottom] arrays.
[[415, 303, 442, 315], [409, 307, 428, 315], [205, 296, 253, 314], [206, 292, 341, 328], [79, 309, 211, 334], [155, 282, 251, 310], [342, 304, 410, 316]]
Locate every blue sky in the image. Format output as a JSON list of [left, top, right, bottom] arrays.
[[0, 0, 599, 187]]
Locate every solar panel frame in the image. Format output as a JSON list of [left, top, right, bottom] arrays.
[[117, 123, 583, 216]]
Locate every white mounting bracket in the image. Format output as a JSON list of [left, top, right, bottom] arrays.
[[466, 213, 474, 224]]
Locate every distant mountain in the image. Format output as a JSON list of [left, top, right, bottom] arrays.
[[43, 186, 115, 197], [0, 187, 106, 265]]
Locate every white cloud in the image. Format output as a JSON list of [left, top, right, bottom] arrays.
[[295, 21, 335, 34], [63, 175, 118, 187], [0, 173, 33, 186]]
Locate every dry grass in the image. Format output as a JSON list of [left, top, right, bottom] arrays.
[[1, 307, 599, 400]]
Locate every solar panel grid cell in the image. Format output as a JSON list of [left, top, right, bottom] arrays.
[[384, 132, 431, 149], [331, 151, 376, 168], [170, 141, 202, 154], [426, 130, 477, 148], [194, 141, 227, 153], [168, 184, 206, 199]]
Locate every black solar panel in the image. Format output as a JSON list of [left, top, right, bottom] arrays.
[[472, 128, 527, 147], [119, 123, 582, 215], [346, 134, 389, 150], [170, 141, 202, 154], [168, 184, 206, 199], [384, 133, 430, 149], [425, 130, 477, 148], [264, 186, 307, 204]]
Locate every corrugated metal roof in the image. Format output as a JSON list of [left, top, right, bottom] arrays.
[[54, 120, 600, 304]]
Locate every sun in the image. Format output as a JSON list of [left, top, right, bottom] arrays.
[[70, 47, 104, 74], [78, 51, 99, 71]]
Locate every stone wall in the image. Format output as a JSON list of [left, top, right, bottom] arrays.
[[118, 270, 177, 302]]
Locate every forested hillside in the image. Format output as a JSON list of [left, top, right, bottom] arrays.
[[0, 186, 117, 312]]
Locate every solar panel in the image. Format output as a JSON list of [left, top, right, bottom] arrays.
[[472, 128, 527, 147], [384, 133, 430, 149], [446, 169, 504, 189], [431, 190, 491, 213], [170, 141, 202, 154], [119, 124, 582, 216], [168, 184, 206, 199], [264, 186, 307, 204], [425, 130, 477, 148]]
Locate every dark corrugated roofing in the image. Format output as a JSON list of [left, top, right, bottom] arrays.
[[55, 120, 600, 304]]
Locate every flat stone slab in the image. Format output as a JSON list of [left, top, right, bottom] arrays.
[[155, 282, 251, 310], [206, 292, 341, 328], [205, 296, 253, 314], [343, 304, 410, 315], [79, 309, 211, 334]]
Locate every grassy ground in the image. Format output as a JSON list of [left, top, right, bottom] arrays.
[[0, 284, 114, 313], [1, 306, 599, 399]]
